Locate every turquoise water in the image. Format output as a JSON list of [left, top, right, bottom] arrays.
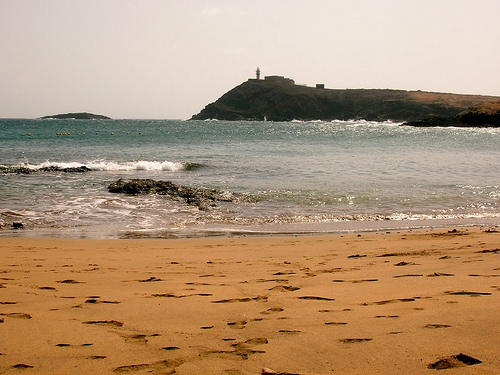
[[1, 118, 499, 238]]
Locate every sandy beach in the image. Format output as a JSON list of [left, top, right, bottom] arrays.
[[0, 228, 499, 374]]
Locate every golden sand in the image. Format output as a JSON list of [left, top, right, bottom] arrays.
[[0, 228, 499, 374]]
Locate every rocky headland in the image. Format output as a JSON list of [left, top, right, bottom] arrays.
[[403, 101, 500, 127], [40, 112, 111, 120], [191, 77, 499, 122]]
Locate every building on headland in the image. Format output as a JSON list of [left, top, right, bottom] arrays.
[[264, 75, 295, 84], [316, 84, 325, 89], [248, 68, 297, 86]]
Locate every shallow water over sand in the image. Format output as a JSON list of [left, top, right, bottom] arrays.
[[1, 119, 499, 238]]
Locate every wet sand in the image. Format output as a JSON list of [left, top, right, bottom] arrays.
[[0, 228, 499, 374]]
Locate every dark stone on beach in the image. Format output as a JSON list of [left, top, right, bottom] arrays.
[[108, 178, 237, 210], [11, 222, 24, 229]]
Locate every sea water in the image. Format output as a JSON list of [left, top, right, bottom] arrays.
[[1, 118, 499, 238]]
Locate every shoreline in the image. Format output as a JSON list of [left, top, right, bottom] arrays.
[[2, 216, 500, 240], [1, 227, 499, 374]]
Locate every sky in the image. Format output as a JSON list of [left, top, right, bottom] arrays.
[[1, 0, 499, 119]]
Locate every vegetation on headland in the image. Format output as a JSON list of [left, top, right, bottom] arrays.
[[39, 112, 111, 120], [191, 78, 499, 123]]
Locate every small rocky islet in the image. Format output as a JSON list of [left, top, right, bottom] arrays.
[[39, 112, 111, 120]]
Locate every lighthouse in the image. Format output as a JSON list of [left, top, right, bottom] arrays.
[[256, 67, 261, 80]]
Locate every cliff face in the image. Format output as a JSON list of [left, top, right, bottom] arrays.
[[191, 79, 499, 122]]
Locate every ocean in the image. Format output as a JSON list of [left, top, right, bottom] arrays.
[[1, 118, 499, 239]]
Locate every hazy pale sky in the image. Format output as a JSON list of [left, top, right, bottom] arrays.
[[1, 0, 499, 119]]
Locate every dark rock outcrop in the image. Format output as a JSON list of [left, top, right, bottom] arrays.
[[403, 101, 500, 127], [0, 166, 33, 174], [191, 79, 499, 122], [108, 178, 237, 210], [39, 166, 92, 173], [40, 112, 111, 120], [0, 165, 92, 174]]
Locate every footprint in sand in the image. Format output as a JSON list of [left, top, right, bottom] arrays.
[[227, 320, 247, 329], [85, 298, 120, 304], [394, 261, 417, 266], [348, 254, 366, 259], [362, 297, 421, 306], [261, 307, 284, 315], [245, 338, 268, 345], [123, 334, 148, 344], [205, 346, 266, 360], [162, 346, 180, 351], [4, 313, 31, 319], [428, 353, 481, 369], [269, 285, 300, 292], [425, 324, 451, 329], [12, 364, 34, 369], [138, 276, 163, 282], [151, 293, 180, 298], [333, 279, 378, 283], [56, 279, 82, 284], [297, 296, 335, 301], [211, 296, 268, 303], [468, 274, 500, 278], [476, 249, 499, 254], [272, 271, 296, 276], [393, 274, 423, 278], [278, 330, 301, 334], [112, 332, 151, 344], [82, 320, 123, 327], [444, 291, 492, 296], [339, 338, 372, 343], [113, 359, 183, 373], [427, 272, 454, 277]]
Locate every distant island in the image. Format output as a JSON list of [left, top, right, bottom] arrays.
[[191, 73, 500, 122], [403, 101, 500, 127], [40, 112, 111, 120]]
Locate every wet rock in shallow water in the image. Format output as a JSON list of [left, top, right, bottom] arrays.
[[0, 165, 91, 174], [0, 166, 32, 174], [39, 166, 92, 173], [11, 222, 24, 229], [108, 178, 237, 209]]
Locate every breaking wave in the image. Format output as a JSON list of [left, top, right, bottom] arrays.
[[0, 160, 202, 174]]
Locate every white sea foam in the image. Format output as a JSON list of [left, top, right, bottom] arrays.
[[21, 160, 186, 172]]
